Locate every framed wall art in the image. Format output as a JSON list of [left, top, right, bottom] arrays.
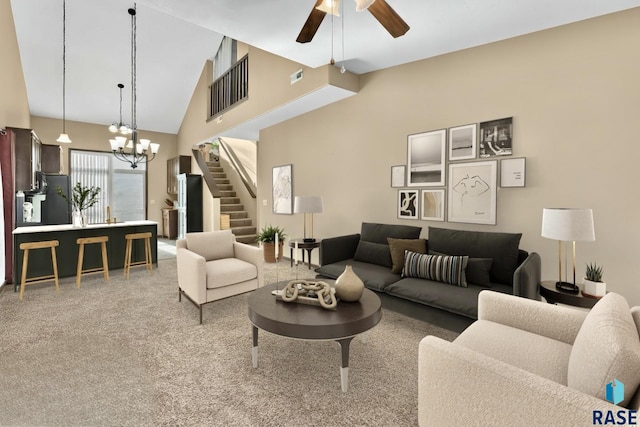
[[391, 165, 406, 188], [448, 124, 477, 161], [407, 129, 446, 187], [398, 189, 419, 220], [500, 157, 526, 188], [421, 189, 445, 221], [272, 164, 293, 214], [448, 161, 497, 225], [479, 117, 513, 158]]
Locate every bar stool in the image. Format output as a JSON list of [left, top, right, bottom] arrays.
[[76, 236, 110, 288], [19, 240, 60, 301], [124, 232, 153, 279]]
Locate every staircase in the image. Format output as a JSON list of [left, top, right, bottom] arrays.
[[206, 160, 257, 244]]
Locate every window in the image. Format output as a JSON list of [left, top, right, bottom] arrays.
[[70, 150, 146, 224]]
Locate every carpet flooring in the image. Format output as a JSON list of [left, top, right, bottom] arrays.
[[0, 258, 457, 426]]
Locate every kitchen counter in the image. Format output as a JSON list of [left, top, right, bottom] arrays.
[[12, 221, 158, 288]]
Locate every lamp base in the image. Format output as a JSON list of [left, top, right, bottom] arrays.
[[303, 238, 316, 243], [555, 281, 580, 294]]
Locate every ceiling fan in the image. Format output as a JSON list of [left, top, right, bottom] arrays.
[[296, 0, 410, 44]]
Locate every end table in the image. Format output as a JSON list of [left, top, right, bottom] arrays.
[[539, 280, 600, 309], [289, 239, 320, 269]]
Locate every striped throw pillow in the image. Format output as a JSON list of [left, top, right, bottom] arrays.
[[402, 251, 469, 287]]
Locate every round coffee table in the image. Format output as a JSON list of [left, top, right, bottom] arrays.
[[248, 282, 382, 392]]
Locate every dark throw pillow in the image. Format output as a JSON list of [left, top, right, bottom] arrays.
[[387, 238, 427, 274], [353, 223, 423, 268], [402, 251, 469, 287], [430, 250, 494, 287]]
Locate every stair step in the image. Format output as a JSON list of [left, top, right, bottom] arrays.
[[219, 190, 236, 198], [231, 225, 256, 235], [230, 218, 252, 227], [225, 211, 248, 219], [206, 161, 220, 167], [208, 166, 223, 172], [216, 184, 233, 191], [212, 173, 227, 179], [214, 178, 230, 185], [221, 204, 244, 212], [235, 234, 258, 245], [221, 197, 240, 204]]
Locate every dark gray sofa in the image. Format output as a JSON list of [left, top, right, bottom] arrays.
[[315, 223, 541, 332]]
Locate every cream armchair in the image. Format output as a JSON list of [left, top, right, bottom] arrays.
[[177, 230, 263, 324], [419, 290, 640, 426]]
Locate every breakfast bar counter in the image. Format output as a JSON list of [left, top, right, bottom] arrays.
[[12, 220, 158, 288]]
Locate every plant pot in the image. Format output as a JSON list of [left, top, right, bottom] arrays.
[[263, 242, 284, 263], [583, 278, 606, 298]]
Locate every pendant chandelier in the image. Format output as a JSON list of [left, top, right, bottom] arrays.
[[109, 4, 159, 169], [108, 83, 132, 135], [56, 0, 71, 144]]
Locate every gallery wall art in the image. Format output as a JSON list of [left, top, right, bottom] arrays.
[[272, 164, 293, 214], [407, 129, 446, 187], [448, 161, 497, 225]]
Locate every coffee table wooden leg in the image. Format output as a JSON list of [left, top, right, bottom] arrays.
[[252, 325, 259, 368], [337, 337, 354, 392]]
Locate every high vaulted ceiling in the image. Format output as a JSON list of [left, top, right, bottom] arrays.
[[10, 0, 640, 136]]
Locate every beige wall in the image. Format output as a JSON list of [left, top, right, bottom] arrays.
[[30, 116, 178, 225], [257, 9, 640, 306], [1, 0, 30, 128]]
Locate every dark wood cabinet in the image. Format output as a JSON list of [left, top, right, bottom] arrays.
[[167, 155, 191, 195], [41, 144, 62, 174], [161, 208, 178, 239], [10, 127, 33, 192]]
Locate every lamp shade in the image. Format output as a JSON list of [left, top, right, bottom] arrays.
[[56, 133, 72, 144], [294, 196, 324, 214], [541, 208, 595, 242]]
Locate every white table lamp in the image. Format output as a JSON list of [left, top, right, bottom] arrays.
[[541, 208, 595, 293], [294, 196, 324, 242]]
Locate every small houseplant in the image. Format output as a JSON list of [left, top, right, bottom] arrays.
[[256, 225, 286, 263], [583, 262, 606, 298], [56, 182, 101, 226]]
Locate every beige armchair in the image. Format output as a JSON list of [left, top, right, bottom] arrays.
[[177, 230, 263, 324], [419, 290, 640, 426]]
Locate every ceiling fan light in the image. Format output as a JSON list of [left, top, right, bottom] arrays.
[[316, 0, 340, 16], [354, 0, 375, 11], [56, 133, 72, 144]]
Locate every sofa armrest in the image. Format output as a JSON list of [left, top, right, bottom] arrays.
[[478, 290, 588, 345], [233, 242, 264, 287], [176, 247, 207, 304], [319, 234, 361, 266], [419, 336, 619, 426], [513, 251, 541, 300]]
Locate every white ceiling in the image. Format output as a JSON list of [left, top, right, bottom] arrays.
[[10, 0, 640, 136]]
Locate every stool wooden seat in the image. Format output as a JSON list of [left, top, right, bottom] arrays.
[[76, 236, 110, 288], [19, 240, 60, 301], [124, 232, 153, 279]]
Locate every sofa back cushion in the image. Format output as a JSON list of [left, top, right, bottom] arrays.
[[185, 230, 234, 261], [353, 223, 422, 268], [427, 227, 521, 285], [568, 293, 640, 407]]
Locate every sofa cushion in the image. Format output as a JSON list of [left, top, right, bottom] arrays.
[[388, 238, 427, 274], [568, 292, 640, 407], [403, 252, 469, 287], [353, 223, 422, 268], [384, 278, 512, 319], [430, 250, 493, 288], [455, 320, 573, 385], [205, 258, 257, 289], [428, 227, 521, 285], [186, 230, 235, 261], [315, 259, 400, 292]]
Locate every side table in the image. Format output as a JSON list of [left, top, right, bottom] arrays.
[[539, 280, 599, 309], [289, 239, 320, 269]]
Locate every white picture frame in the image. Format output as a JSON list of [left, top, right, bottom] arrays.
[[407, 129, 446, 187], [448, 124, 477, 161], [391, 165, 406, 188], [398, 189, 419, 220], [272, 164, 293, 214], [448, 161, 497, 225], [500, 157, 526, 187], [420, 189, 445, 221]]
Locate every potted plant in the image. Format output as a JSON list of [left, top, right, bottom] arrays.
[[583, 262, 606, 298], [256, 225, 286, 263], [56, 182, 101, 227]]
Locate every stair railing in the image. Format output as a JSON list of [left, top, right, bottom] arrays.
[[218, 138, 257, 198], [192, 148, 221, 198]]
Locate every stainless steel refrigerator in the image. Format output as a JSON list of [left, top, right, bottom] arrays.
[[41, 174, 72, 225]]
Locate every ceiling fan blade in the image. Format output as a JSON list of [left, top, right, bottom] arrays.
[[367, 0, 410, 38], [296, 0, 327, 43]]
